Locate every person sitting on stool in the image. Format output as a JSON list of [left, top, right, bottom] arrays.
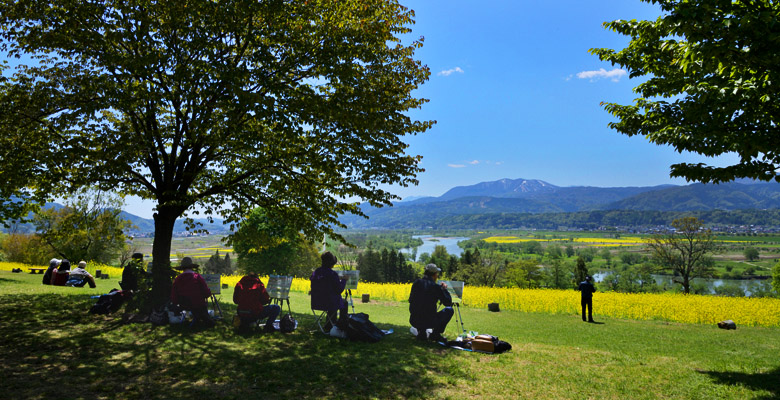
[[171, 257, 214, 328], [233, 271, 280, 333], [409, 263, 453, 343], [311, 251, 349, 332]]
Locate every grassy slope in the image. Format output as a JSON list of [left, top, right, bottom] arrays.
[[1, 271, 778, 400]]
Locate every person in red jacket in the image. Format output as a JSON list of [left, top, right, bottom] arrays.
[[171, 257, 214, 327], [233, 272, 281, 332]]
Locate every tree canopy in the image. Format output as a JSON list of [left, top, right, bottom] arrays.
[[591, 0, 780, 183], [231, 207, 319, 277], [33, 191, 131, 263], [0, 0, 431, 305]]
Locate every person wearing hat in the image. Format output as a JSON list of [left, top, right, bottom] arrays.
[[68, 260, 97, 288], [311, 251, 349, 333], [578, 275, 597, 322], [42, 258, 61, 285], [171, 257, 214, 327], [408, 263, 453, 343]]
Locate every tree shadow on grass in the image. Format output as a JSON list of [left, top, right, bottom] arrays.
[[0, 275, 26, 285], [699, 367, 780, 400], [0, 293, 469, 399]]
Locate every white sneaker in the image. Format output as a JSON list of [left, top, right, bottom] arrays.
[[329, 326, 347, 338]]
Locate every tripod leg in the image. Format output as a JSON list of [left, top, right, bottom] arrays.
[[455, 303, 465, 334], [346, 289, 355, 314]]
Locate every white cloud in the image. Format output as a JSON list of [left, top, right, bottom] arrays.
[[469, 160, 480, 165], [438, 67, 464, 77], [575, 68, 627, 82], [448, 163, 466, 168]]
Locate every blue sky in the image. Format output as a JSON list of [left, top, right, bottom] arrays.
[[387, 0, 739, 201], [43, 1, 737, 218]]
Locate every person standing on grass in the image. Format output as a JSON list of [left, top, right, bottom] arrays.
[[409, 263, 453, 343], [578, 275, 596, 322]]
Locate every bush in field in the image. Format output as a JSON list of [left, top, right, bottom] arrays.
[[1, 233, 54, 265], [619, 251, 643, 265], [576, 247, 596, 262], [506, 259, 544, 289], [744, 247, 760, 261], [714, 283, 746, 297]]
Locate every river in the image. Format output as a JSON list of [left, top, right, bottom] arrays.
[[400, 235, 469, 261], [592, 271, 770, 296]]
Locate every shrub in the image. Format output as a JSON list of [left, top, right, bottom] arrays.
[[0, 233, 55, 265]]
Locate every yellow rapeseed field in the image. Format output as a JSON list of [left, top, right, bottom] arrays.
[[356, 282, 780, 327], [4, 262, 779, 327], [0, 261, 123, 279], [483, 235, 644, 246]]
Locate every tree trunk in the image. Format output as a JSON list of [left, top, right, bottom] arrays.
[[150, 207, 181, 309], [682, 275, 690, 294]]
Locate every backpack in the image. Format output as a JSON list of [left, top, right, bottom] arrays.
[[279, 313, 297, 333], [150, 304, 170, 326], [345, 312, 384, 343], [469, 334, 512, 354], [89, 290, 128, 315]]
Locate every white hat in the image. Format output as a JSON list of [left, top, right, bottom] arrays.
[[425, 264, 441, 274]]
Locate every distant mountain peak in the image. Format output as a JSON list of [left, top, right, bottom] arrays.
[[439, 177, 557, 200]]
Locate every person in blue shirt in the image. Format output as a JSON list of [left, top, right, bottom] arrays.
[[578, 275, 597, 322], [409, 263, 453, 343]]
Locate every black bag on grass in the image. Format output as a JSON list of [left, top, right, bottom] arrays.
[[345, 312, 384, 343], [279, 314, 297, 333], [89, 289, 128, 315]]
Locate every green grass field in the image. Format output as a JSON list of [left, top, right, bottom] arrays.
[[1, 270, 779, 399]]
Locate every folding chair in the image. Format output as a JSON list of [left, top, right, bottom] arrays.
[[312, 307, 337, 334]]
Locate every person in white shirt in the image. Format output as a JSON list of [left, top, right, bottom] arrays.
[[69, 261, 97, 288]]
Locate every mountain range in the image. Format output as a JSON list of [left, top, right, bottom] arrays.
[[340, 178, 780, 228], [6, 178, 780, 233]]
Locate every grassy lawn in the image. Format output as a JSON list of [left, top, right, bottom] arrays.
[[1, 271, 779, 399]]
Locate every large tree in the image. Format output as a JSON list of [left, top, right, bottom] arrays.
[[0, 0, 431, 305], [646, 217, 715, 294], [591, 0, 780, 183], [33, 191, 131, 263]]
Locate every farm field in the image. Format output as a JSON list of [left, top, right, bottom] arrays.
[[8, 261, 778, 327], [1, 270, 779, 399], [129, 235, 234, 261], [466, 230, 780, 281]]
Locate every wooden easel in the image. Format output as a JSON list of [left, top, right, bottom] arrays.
[[209, 293, 224, 319]]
